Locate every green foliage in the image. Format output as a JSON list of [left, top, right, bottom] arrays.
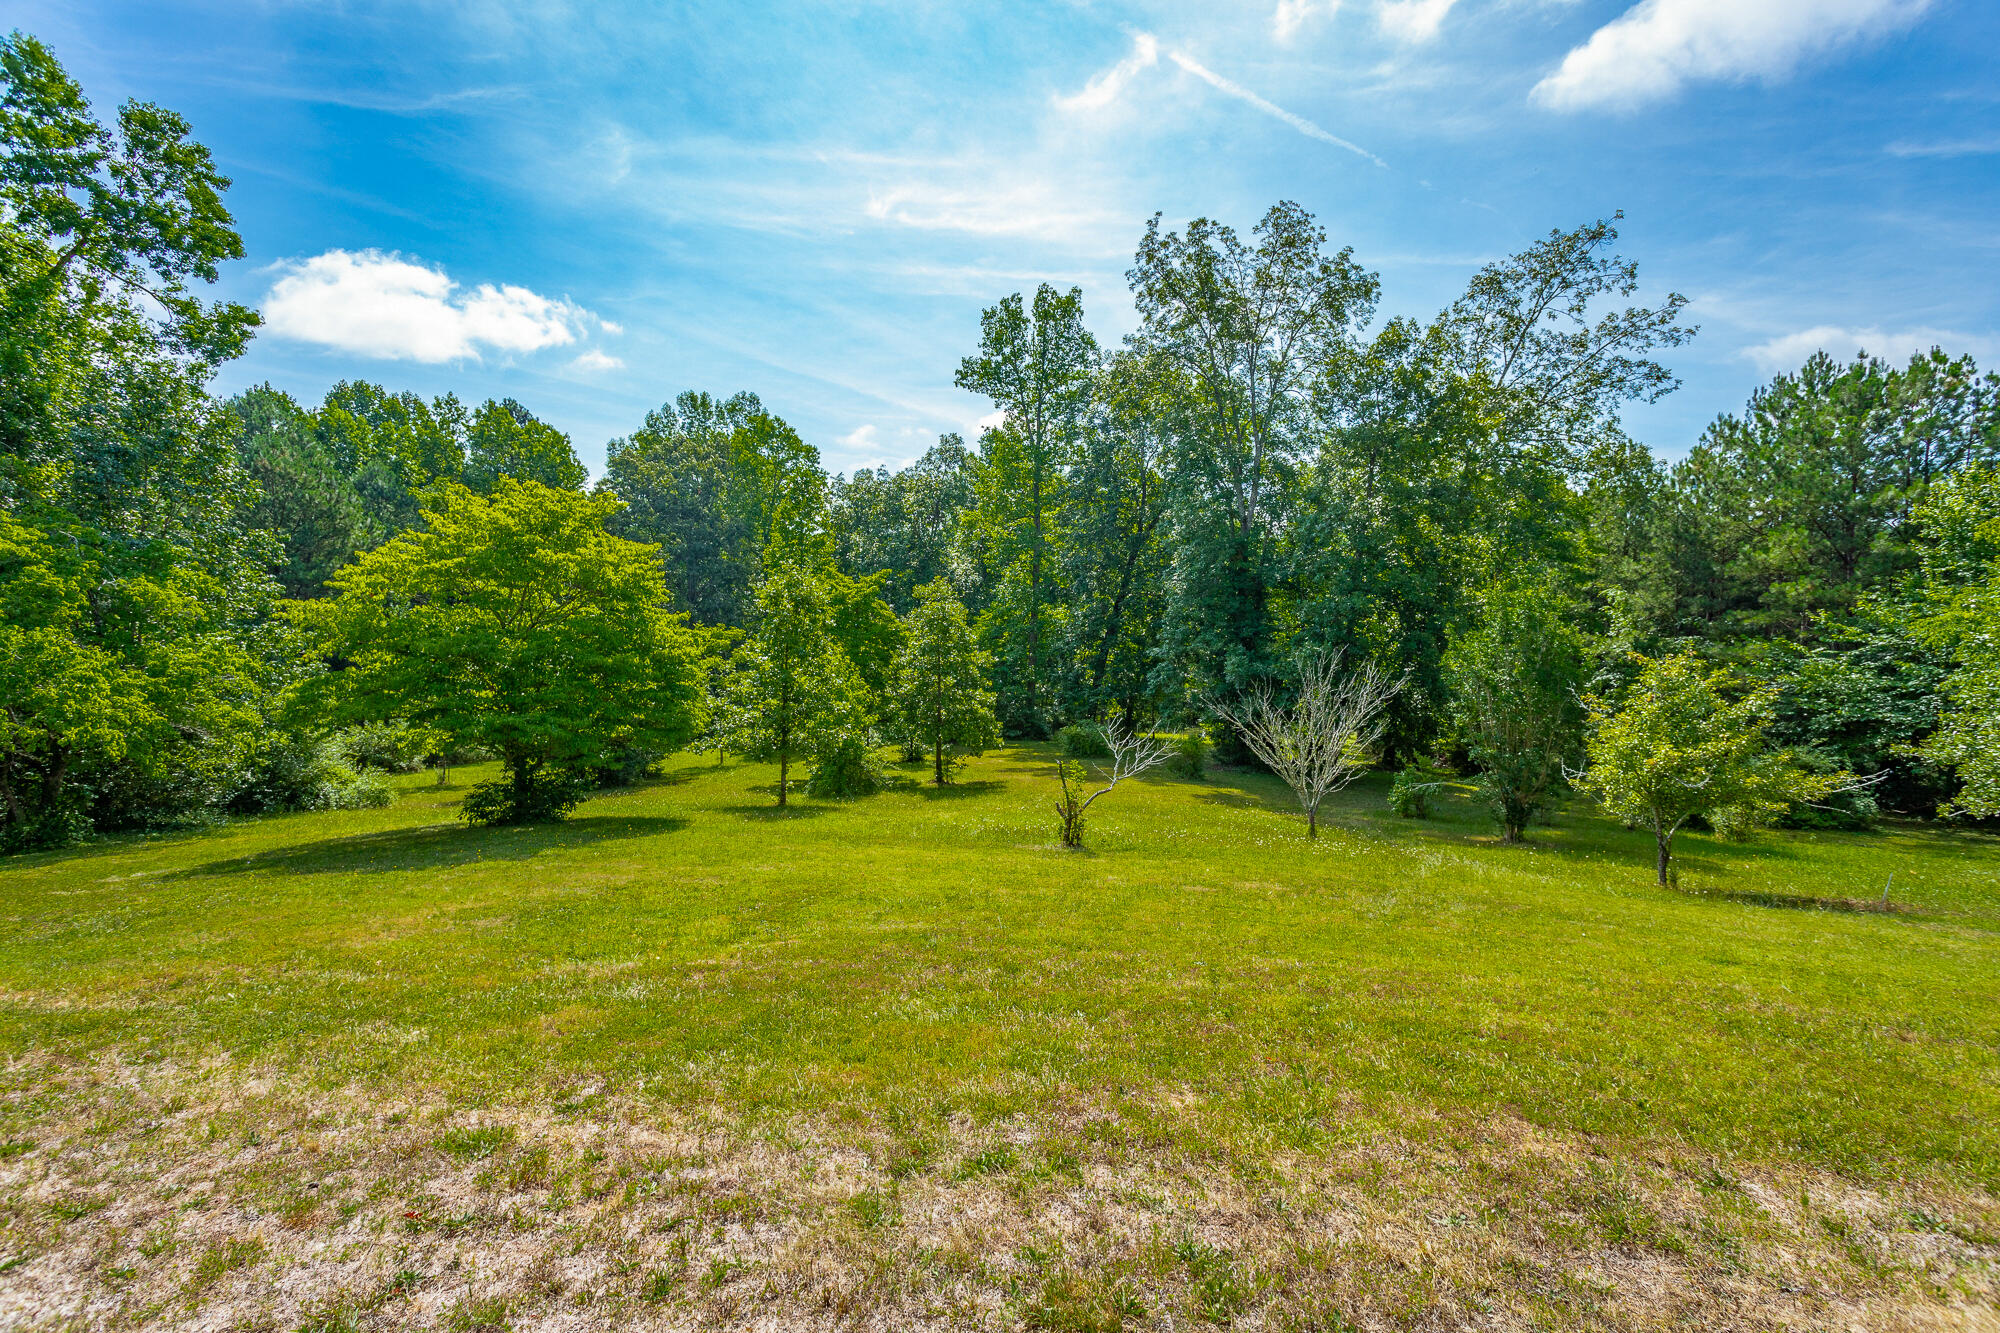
[[1579, 654, 1842, 884], [340, 721, 430, 773], [1131, 202, 1379, 703], [1905, 462, 2000, 817], [830, 434, 975, 612], [463, 398, 586, 494], [300, 480, 706, 825], [231, 732, 392, 815], [1444, 578, 1587, 841], [1389, 764, 1435, 819], [1657, 350, 1997, 639], [600, 391, 760, 624], [724, 559, 874, 806], [804, 735, 883, 799], [1166, 731, 1209, 780], [1058, 723, 1111, 760], [461, 767, 587, 826], [889, 578, 998, 785], [957, 284, 1098, 736]]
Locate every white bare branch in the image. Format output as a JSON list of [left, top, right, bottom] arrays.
[[1208, 651, 1403, 837]]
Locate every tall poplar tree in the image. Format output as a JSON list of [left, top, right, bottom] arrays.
[[955, 284, 1097, 735]]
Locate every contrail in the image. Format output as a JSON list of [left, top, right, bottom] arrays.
[[1167, 49, 1387, 168]]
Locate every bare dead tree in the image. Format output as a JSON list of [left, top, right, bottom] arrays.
[[1053, 717, 1173, 848], [1209, 651, 1403, 838]]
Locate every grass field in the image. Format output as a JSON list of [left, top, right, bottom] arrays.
[[2, 748, 1996, 1331]]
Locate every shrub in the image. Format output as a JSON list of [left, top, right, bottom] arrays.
[[340, 721, 429, 773], [1166, 732, 1209, 780], [806, 735, 883, 799], [1059, 722, 1111, 759], [233, 734, 393, 815], [462, 767, 588, 826], [1772, 751, 1881, 830], [1389, 765, 1437, 818], [586, 744, 662, 788], [898, 736, 926, 764]]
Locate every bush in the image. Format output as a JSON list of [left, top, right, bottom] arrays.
[[1166, 732, 1209, 780], [1390, 765, 1437, 819], [898, 736, 926, 764], [462, 767, 589, 825], [1059, 723, 1111, 760], [234, 734, 395, 814], [340, 721, 430, 773], [585, 744, 662, 788], [806, 735, 883, 799], [0, 801, 92, 853], [1759, 749, 1877, 831]]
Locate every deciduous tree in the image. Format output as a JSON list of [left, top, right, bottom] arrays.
[[301, 480, 706, 824], [891, 578, 999, 785]]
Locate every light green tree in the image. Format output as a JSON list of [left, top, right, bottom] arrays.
[[1444, 577, 1587, 842], [724, 560, 872, 807], [891, 578, 999, 785], [1578, 654, 1840, 885], [300, 480, 706, 824]]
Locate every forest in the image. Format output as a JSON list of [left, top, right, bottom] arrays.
[[4, 30, 1997, 872]]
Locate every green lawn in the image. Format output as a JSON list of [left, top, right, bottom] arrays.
[[3, 750, 1996, 1330]]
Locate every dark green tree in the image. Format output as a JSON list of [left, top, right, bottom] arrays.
[[956, 284, 1098, 734]]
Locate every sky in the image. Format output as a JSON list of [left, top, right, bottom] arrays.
[[19, 0, 2000, 477]]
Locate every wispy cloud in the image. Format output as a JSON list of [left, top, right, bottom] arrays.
[[568, 349, 625, 372], [1053, 31, 1159, 112], [1377, 0, 1461, 44], [1743, 323, 1996, 373], [1886, 136, 2000, 158], [1533, 0, 1934, 112], [263, 249, 599, 363], [1166, 50, 1388, 166], [1272, 0, 1340, 43]]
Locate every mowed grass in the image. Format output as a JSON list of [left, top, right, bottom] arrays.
[[2, 749, 1998, 1329], [6, 749, 1995, 1180]]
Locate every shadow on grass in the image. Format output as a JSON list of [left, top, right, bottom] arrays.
[[172, 814, 689, 878], [1676, 884, 1916, 916], [721, 803, 826, 821], [916, 780, 1005, 801]]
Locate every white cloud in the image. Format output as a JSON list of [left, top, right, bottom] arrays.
[[1054, 32, 1159, 112], [1532, 0, 1933, 113], [976, 410, 1007, 431], [263, 249, 596, 362], [1886, 136, 2000, 159], [1743, 324, 1996, 373], [838, 424, 881, 451], [863, 178, 1127, 246], [1272, 0, 1340, 42], [1166, 50, 1387, 166], [1378, 0, 1460, 43], [568, 349, 625, 372]]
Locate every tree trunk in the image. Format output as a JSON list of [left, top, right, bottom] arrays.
[[1655, 831, 1672, 886], [934, 739, 945, 786], [778, 751, 789, 807], [1306, 806, 1318, 839]]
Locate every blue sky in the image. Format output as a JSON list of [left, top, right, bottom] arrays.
[[22, 0, 2000, 476]]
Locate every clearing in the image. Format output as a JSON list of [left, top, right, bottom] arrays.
[[1, 751, 1996, 1330]]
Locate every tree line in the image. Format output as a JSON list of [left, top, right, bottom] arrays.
[[4, 33, 1996, 878]]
